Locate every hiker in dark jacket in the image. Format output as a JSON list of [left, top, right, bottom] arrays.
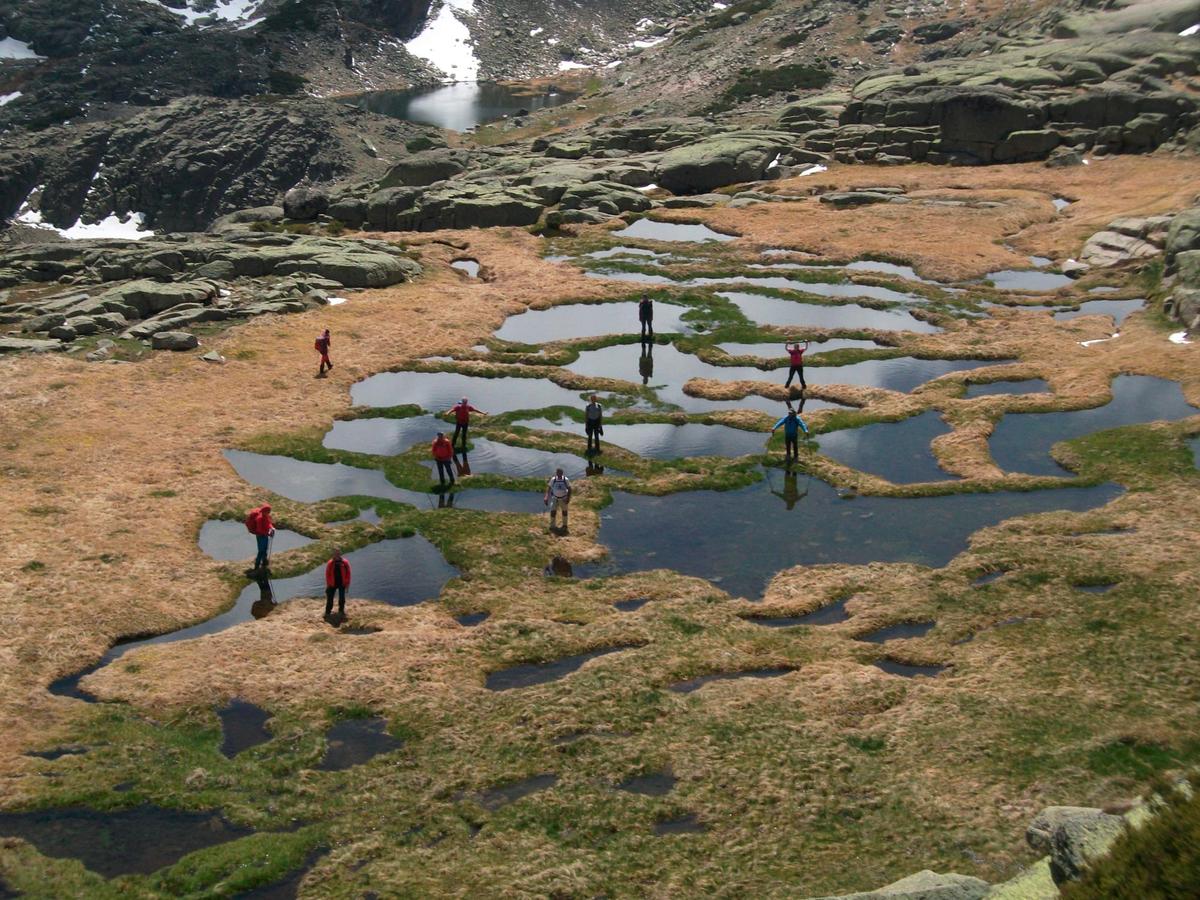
[[638, 294, 654, 341], [324, 548, 351, 618], [584, 394, 604, 454]]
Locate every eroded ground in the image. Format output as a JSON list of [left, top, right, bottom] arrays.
[[2, 158, 1200, 898]]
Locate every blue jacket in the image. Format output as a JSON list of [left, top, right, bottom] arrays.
[[774, 414, 809, 437]]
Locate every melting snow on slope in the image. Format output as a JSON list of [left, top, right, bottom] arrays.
[[405, 0, 479, 82], [1169, 331, 1194, 345], [0, 37, 45, 59], [558, 61, 590, 71], [139, 0, 265, 26], [0, 92, 22, 106], [15, 192, 152, 240], [1181, 24, 1200, 36], [799, 164, 828, 176]]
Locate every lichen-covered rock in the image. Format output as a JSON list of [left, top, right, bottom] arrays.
[[1049, 810, 1125, 882], [558, 181, 653, 214], [1165, 208, 1200, 269], [982, 857, 1056, 899], [378, 150, 469, 188], [0, 336, 64, 353], [1079, 230, 1161, 267], [805, 868, 991, 899], [656, 133, 789, 194], [151, 330, 199, 351], [282, 186, 329, 222], [99, 279, 216, 318]]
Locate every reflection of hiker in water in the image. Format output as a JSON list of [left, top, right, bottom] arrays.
[[446, 397, 485, 451], [586, 460, 606, 477], [543, 555, 573, 578], [250, 571, 275, 619], [315, 329, 332, 377], [784, 339, 809, 391], [771, 405, 809, 465], [544, 467, 572, 531], [639, 342, 654, 385], [431, 432, 455, 488], [638, 294, 654, 341], [770, 469, 810, 511], [585, 394, 604, 454], [245, 504, 276, 572], [324, 548, 351, 619]]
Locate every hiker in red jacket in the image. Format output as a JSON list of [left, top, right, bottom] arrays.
[[324, 548, 351, 618], [784, 339, 810, 391], [246, 504, 276, 571], [315, 329, 332, 377], [431, 432, 456, 488], [446, 397, 486, 452]]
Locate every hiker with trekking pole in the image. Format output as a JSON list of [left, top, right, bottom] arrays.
[[245, 503, 276, 572]]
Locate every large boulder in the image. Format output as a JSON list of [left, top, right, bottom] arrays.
[[379, 150, 469, 188], [1079, 230, 1161, 267], [558, 181, 653, 214], [273, 249, 420, 287], [656, 134, 788, 194], [151, 331, 199, 351], [99, 279, 216, 318], [807, 869, 991, 899], [208, 206, 284, 234], [1165, 208, 1200, 269], [283, 187, 330, 222], [0, 336, 64, 353], [1048, 810, 1126, 882]]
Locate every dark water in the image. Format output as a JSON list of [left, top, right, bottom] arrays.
[[419, 436, 589, 479], [617, 771, 676, 796], [669, 668, 793, 693], [745, 596, 852, 627], [479, 774, 558, 810], [485, 645, 640, 691], [718, 291, 942, 333], [218, 699, 272, 758], [694, 274, 926, 306], [456, 612, 490, 626], [965, 378, 1050, 397], [199, 521, 313, 562], [816, 410, 957, 484], [655, 813, 706, 834], [753, 259, 935, 285], [323, 415, 446, 456], [613, 219, 736, 242], [614, 597, 651, 612], [857, 621, 936, 643], [351, 371, 586, 412], [234, 848, 325, 899], [1191, 436, 1200, 468], [986, 269, 1073, 291], [989, 375, 1197, 476], [317, 718, 401, 772], [494, 300, 691, 344], [819, 356, 1013, 394], [1053, 298, 1143, 325], [586, 477, 1121, 599], [340, 82, 574, 131], [586, 246, 672, 261], [225, 449, 543, 513], [1075, 583, 1117, 594], [514, 417, 768, 459], [563, 342, 844, 415], [51, 537, 457, 700], [717, 338, 883, 358], [451, 259, 480, 277], [0, 805, 252, 878], [873, 660, 946, 678]]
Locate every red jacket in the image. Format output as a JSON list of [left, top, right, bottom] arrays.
[[315, 334, 330, 354], [248, 506, 274, 536], [788, 345, 806, 365], [432, 436, 454, 461], [325, 557, 351, 588], [452, 402, 480, 424]]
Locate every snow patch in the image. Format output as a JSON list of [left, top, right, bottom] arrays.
[[558, 61, 590, 71], [14, 192, 152, 241], [546, 38, 560, 46], [328, 297, 349, 306], [0, 91, 22, 106], [139, 0, 264, 26], [0, 37, 45, 60], [1169, 331, 1193, 345], [632, 35, 668, 49], [712, 1, 729, 8], [767, 154, 781, 170], [1181, 23, 1200, 36], [637, 184, 659, 192], [605, 60, 622, 68], [405, 0, 479, 82], [1079, 333, 1119, 348], [529, 27, 543, 36], [798, 164, 828, 177]]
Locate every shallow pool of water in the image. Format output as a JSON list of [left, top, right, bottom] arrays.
[[754, 259, 935, 285], [563, 342, 842, 415], [0, 805, 253, 878], [479, 773, 558, 810], [819, 356, 1012, 394], [816, 410, 958, 484], [494, 300, 691, 344], [317, 717, 402, 771], [583, 476, 1121, 599], [1052, 298, 1144, 325], [323, 414, 447, 456], [451, 259, 480, 277], [670, 668, 793, 693], [986, 269, 1073, 292], [655, 812, 706, 834], [514, 417, 768, 459], [51, 537, 458, 700], [719, 291, 942, 333], [695, 274, 926, 306], [198, 521, 313, 562], [873, 660, 946, 678], [744, 595, 851, 627], [352, 370, 587, 414], [420, 436, 589, 479], [218, 699, 272, 758], [613, 219, 736, 242], [964, 379, 1050, 398], [990, 375, 1197, 476], [225, 450, 428, 505], [717, 338, 883, 358], [485, 645, 639, 691], [617, 771, 676, 796], [586, 246, 672, 261], [858, 621, 936, 643], [1190, 436, 1200, 468], [340, 82, 574, 131]]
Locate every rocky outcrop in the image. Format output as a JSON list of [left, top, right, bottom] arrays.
[[1164, 207, 1200, 332], [1064, 214, 1172, 277], [807, 870, 989, 900], [151, 331, 200, 351], [655, 132, 791, 194]]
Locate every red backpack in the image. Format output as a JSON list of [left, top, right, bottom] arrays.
[[244, 509, 261, 533]]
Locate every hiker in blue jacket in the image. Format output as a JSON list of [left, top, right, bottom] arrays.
[[771, 404, 809, 465]]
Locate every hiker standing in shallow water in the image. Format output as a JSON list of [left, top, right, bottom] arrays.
[[315, 328, 333, 377], [245, 503, 276, 571], [431, 432, 455, 488], [544, 467, 572, 531], [324, 548, 351, 619], [447, 397, 485, 452], [784, 339, 810, 391], [638, 294, 654, 342], [584, 394, 604, 454], [771, 403, 809, 465]]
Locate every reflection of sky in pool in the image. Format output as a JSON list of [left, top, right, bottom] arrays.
[[351, 371, 585, 413], [513, 417, 768, 459], [816, 410, 958, 484], [719, 291, 942, 333], [494, 301, 690, 343]]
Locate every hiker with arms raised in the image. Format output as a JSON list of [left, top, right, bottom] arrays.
[[771, 404, 809, 465], [446, 397, 486, 452], [784, 339, 810, 392]]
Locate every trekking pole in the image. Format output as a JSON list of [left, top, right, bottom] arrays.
[[267, 532, 274, 569]]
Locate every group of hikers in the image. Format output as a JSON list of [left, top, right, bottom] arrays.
[[270, 300, 813, 616]]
